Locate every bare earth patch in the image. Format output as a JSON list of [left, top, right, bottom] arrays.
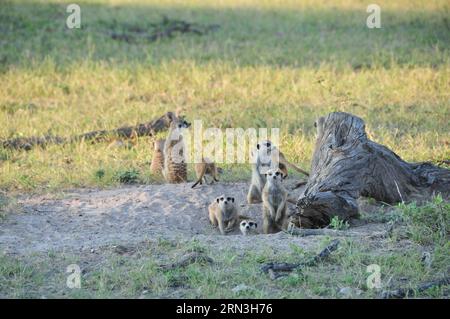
[[0, 182, 387, 255]]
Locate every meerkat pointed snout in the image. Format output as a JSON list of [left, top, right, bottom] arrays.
[[247, 139, 309, 204], [150, 139, 165, 176], [208, 195, 239, 235], [262, 167, 289, 234], [239, 220, 258, 235], [162, 117, 190, 183]]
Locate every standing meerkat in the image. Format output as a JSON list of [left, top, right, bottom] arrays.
[[247, 140, 309, 204], [150, 139, 165, 175], [162, 117, 190, 183], [262, 168, 288, 234], [208, 195, 239, 235], [191, 157, 219, 188]]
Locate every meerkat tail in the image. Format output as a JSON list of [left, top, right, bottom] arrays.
[[292, 181, 307, 190], [286, 162, 310, 177], [191, 164, 207, 188]]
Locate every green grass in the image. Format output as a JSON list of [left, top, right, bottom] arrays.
[[396, 195, 449, 245], [0, 0, 449, 192], [0, 0, 448, 299], [1, 221, 448, 298], [329, 216, 350, 230], [1, 198, 448, 298]]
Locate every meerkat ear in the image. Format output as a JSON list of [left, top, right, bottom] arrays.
[[216, 198, 220, 203], [175, 107, 184, 117], [282, 172, 287, 179], [255, 223, 257, 228], [256, 143, 260, 150], [231, 197, 235, 202]]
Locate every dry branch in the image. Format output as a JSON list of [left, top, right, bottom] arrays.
[[380, 276, 450, 298], [286, 224, 360, 237], [159, 252, 214, 270], [291, 112, 450, 229], [1, 111, 183, 151], [108, 16, 220, 43], [261, 239, 340, 279]]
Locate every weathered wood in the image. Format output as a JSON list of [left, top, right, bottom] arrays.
[[1, 111, 183, 151], [1, 135, 66, 151], [108, 16, 220, 43], [261, 239, 340, 279], [291, 112, 450, 229], [159, 252, 213, 270], [286, 225, 360, 237], [380, 276, 450, 298], [70, 111, 180, 142]]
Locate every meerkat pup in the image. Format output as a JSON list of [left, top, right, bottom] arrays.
[[239, 220, 258, 235], [262, 168, 288, 234], [162, 117, 190, 183], [247, 140, 309, 204], [208, 195, 239, 235], [150, 139, 165, 175], [191, 157, 219, 188]]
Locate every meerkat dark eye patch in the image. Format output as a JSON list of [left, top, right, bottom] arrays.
[[256, 143, 260, 150], [220, 197, 224, 201], [275, 172, 280, 176], [226, 197, 232, 201], [266, 142, 271, 147]]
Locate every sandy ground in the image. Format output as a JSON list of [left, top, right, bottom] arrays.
[[0, 181, 386, 255]]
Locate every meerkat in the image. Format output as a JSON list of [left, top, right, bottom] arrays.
[[191, 157, 220, 188], [162, 117, 190, 183], [262, 168, 289, 234], [150, 139, 165, 175], [208, 195, 239, 235], [247, 140, 309, 204], [239, 220, 258, 235]]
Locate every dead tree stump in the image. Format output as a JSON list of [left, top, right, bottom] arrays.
[[291, 112, 450, 229]]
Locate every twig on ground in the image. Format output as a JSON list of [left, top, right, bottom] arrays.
[[285, 224, 359, 237], [261, 239, 340, 279], [159, 252, 213, 270], [380, 276, 450, 298]]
